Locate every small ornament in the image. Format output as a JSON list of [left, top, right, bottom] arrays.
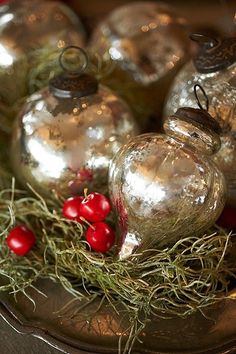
[[0, 0, 86, 114], [62, 196, 84, 222], [165, 34, 236, 206], [86, 222, 115, 253], [11, 47, 138, 198], [80, 192, 111, 222], [6, 225, 36, 256], [89, 1, 189, 130], [109, 85, 226, 259]]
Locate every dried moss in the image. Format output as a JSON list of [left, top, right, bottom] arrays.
[[0, 172, 235, 353]]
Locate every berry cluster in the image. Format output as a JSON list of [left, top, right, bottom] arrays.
[[6, 192, 115, 257], [63, 192, 115, 253]]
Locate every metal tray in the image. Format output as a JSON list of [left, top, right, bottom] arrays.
[[1, 278, 236, 353]]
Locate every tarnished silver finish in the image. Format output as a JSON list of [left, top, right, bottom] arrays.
[[89, 1, 189, 128], [11, 84, 138, 198], [109, 109, 226, 259], [0, 0, 86, 106], [164, 60, 236, 205]]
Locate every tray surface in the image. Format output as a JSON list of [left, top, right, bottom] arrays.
[[1, 279, 236, 353]]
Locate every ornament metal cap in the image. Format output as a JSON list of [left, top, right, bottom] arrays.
[[164, 84, 222, 155], [171, 84, 221, 134], [190, 34, 236, 73], [49, 46, 98, 99], [173, 107, 221, 134]]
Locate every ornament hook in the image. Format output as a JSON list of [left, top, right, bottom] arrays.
[[194, 84, 209, 111], [49, 46, 98, 98], [59, 46, 88, 75]]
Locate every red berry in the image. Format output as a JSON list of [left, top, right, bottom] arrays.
[[86, 222, 115, 253], [79, 192, 111, 222], [77, 168, 93, 182], [62, 196, 84, 222], [6, 225, 36, 256]]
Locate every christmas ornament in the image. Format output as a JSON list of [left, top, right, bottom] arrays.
[[89, 1, 189, 130], [0, 0, 86, 110], [62, 196, 84, 222], [109, 85, 226, 259], [86, 222, 115, 253], [165, 34, 236, 206], [11, 47, 138, 198], [80, 192, 111, 222], [6, 225, 36, 256]]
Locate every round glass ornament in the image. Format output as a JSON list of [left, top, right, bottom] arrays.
[[109, 88, 226, 259], [89, 1, 189, 130], [0, 0, 86, 119], [11, 47, 138, 198], [165, 35, 236, 206]]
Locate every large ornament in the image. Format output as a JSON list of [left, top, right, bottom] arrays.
[[0, 0, 86, 120], [11, 47, 138, 198], [109, 87, 226, 259], [165, 34, 236, 206], [89, 1, 189, 130]]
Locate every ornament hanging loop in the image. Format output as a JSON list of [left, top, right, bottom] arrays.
[[59, 46, 88, 75], [190, 33, 219, 49], [49, 46, 98, 99], [194, 84, 209, 112]]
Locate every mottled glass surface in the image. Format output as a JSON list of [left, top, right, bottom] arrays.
[[165, 62, 236, 205], [109, 131, 226, 259], [89, 1, 189, 128], [0, 0, 86, 105], [11, 85, 138, 198]]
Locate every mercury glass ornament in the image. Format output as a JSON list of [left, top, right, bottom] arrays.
[[165, 35, 236, 206], [11, 47, 138, 198], [0, 0, 86, 111], [89, 1, 189, 130], [109, 91, 226, 259]]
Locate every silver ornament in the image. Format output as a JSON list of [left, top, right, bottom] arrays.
[[0, 0, 86, 108], [11, 47, 138, 198], [165, 35, 236, 206], [89, 1, 189, 129], [109, 95, 226, 259]]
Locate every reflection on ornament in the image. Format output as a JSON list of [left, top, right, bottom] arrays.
[[0, 0, 86, 123], [109, 89, 226, 259], [89, 1, 189, 130], [11, 47, 138, 198], [165, 35, 236, 206]]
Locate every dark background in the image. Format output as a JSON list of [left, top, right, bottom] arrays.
[[67, 0, 236, 36]]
